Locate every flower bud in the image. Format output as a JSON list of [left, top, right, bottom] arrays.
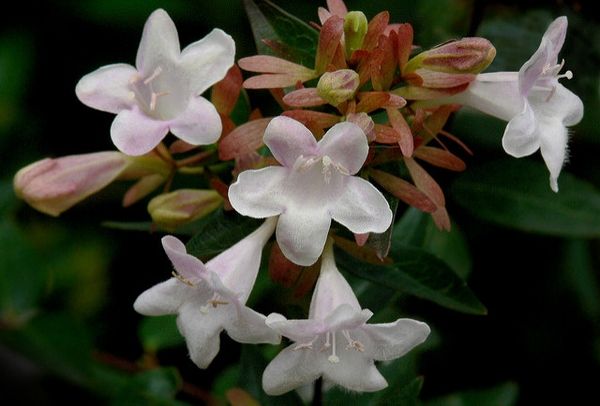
[[346, 112, 375, 142], [344, 11, 368, 58], [14, 151, 130, 216], [147, 189, 222, 230], [405, 37, 496, 74], [317, 69, 360, 106]]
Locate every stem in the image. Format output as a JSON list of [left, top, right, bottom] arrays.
[[312, 377, 323, 406], [175, 150, 214, 168]]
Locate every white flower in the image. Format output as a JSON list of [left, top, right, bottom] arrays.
[[262, 239, 430, 395], [76, 9, 235, 156], [451, 16, 583, 192], [228, 116, 392, 266], [133, 218, 280, 368]]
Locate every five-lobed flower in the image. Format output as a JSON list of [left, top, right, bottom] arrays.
[[228, 116, 393, 266], [262, 239, 431, 395], [134, 218, 280, 368], [76, 9, 235, 156]]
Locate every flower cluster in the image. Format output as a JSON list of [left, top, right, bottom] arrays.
[[12, 0, 583, 399]]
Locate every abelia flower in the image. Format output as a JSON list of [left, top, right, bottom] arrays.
[[450, 16, 583, 191], [262, 239, 430, 395], [133, 218, 280, 368], [76, 9, 235, 156], [228, 116, 392, 266]]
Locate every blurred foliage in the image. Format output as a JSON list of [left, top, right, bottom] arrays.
[[1, 0, 599, 405]]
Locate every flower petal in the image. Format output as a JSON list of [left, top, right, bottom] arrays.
[[75, 64, 137, 114], [169, 96, 222, 146], [111, 107, 169, 155], [318, 122, 368, 175], [136, 9, 180, 74], [519, 39, 552, 96], [228, 166, 287, 218], [180, 28, 235, 95], [264, 116, 319, 167], [321, 348, 387, 392], [323, 305, 372, 332], [177, 301, 226, 368], [330, 176, 392, 234], [501, 102, 540, 158], [543, 16, 568, 62], [266, 313, 324, 342], [538, 116, 568, 192], [133, 278, 195, 316], [276, 208, 332, 266], [161, 236, 207, 281], [361, 318, 431, 361], [226, 307, 281, 345], [262, 345, 322, 396]]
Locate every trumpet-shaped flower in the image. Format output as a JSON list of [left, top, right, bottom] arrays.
[[228, 116, 392, 266], [76, 9, 235, 156], [262, 240, 430, 395], [450, 16, 583, 191], [134, 218, 280, 368]]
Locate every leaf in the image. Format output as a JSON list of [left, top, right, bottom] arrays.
[[424, 381, 519, 406], [334, 245, 486, 315], [451, 159, 600, 237], [186, 209, 261, 258], [375, 376, 424, 406], [365, 194, 399, 259], [243, 0, 319, 67], [112, 367, 183, 406], [138, 315, 184, 352]]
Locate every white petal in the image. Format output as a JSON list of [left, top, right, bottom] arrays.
[[133, 278, 195, 316], [225, 306, 281, 345], [161, 235, 207, 281], [169, 96, 222, 146], [543, 16, 568, 61], [361, 318, 431, 361], [136, 9, 180, 74], [318, 122, 368, 175], [518, 38, 552, 96], [540, 84, 584, 127], [276, 208, 331, 266], [176, 301, 228, 368], [320, 347, 387, 392], [330, 176, 392, 234], [228, 166, 287, 218], [180, 28, 236, 95], [323, 306, 372, 332], [265, 313, 324, 342], [502, 102, 540, 158], [111, 107, 169, 156], [262, 345, 322, 396], [264, 116, 319, 167], [75, 64, 137, 114], [538, 116, 568, 192]]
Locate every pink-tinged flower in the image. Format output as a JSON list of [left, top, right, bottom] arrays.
[[262, 240, 430, 395], [133, 218, 280, 368], [14, 151, 131, 216], [450, 17, 583, 192], [228, 116, 392, 266], [76, 9, 235, 156]]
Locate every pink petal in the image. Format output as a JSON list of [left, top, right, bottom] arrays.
[[228, 166, 287, 218], [162, 235, 208, 281], [238, 55, 314, 75], [110, 107, 169, 156], [75, 64, 137, 114], [318, 122, 368, 175], [243, 73, 305, 89], [283, 88, 327, 107], [169, 96, 222, 146], [180, 28, 235, 95], [264, 116, 319, 167], [135, 9, 180, 74]]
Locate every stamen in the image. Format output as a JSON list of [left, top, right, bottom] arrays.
[[294, 336, 317, 350], [144, 66, 163, 85], [559, 70, 573, 80], [149, 92, 169, 111], [342, 330, 365, 352], [328, 331, 340, 363], [320, 332, 332, 351], [172, 271, 195, 287]]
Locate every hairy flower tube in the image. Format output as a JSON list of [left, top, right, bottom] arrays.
[[449, 16, 583, 191], [228, 116, 393, 266], [134, 218, 280, 368], [76, 9, 235, 156], [262, 239, 430, 395]]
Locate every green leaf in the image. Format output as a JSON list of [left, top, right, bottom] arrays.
[[335, 247, 486, 315], [112, 367, 184, 406], [451, 159, 600, 237], [424, 381, 519, 406], [395, 207, 472, 279], [243, 0, 318, 67], [186, 209, 261, 258], [562, 240, 600, 320], [139, 315, 184, 352]]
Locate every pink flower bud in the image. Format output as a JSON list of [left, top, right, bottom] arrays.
[[14, 151, 131, 216], [317, 69, 360, 106], [147, 189, 222, 230]]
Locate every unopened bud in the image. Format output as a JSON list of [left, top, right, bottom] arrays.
[[14, 151, 130, 216], [346, 112, 375, 142], [344, 11, 368, 58], [317, 69, 360, 106], [405, 37, 496, 74], [148, 189, 222, 230]]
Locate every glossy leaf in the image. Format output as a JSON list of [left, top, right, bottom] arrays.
[[451, 160, 600, 237]]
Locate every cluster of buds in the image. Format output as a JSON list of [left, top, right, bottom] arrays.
[[12, 0, 582, 397]]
